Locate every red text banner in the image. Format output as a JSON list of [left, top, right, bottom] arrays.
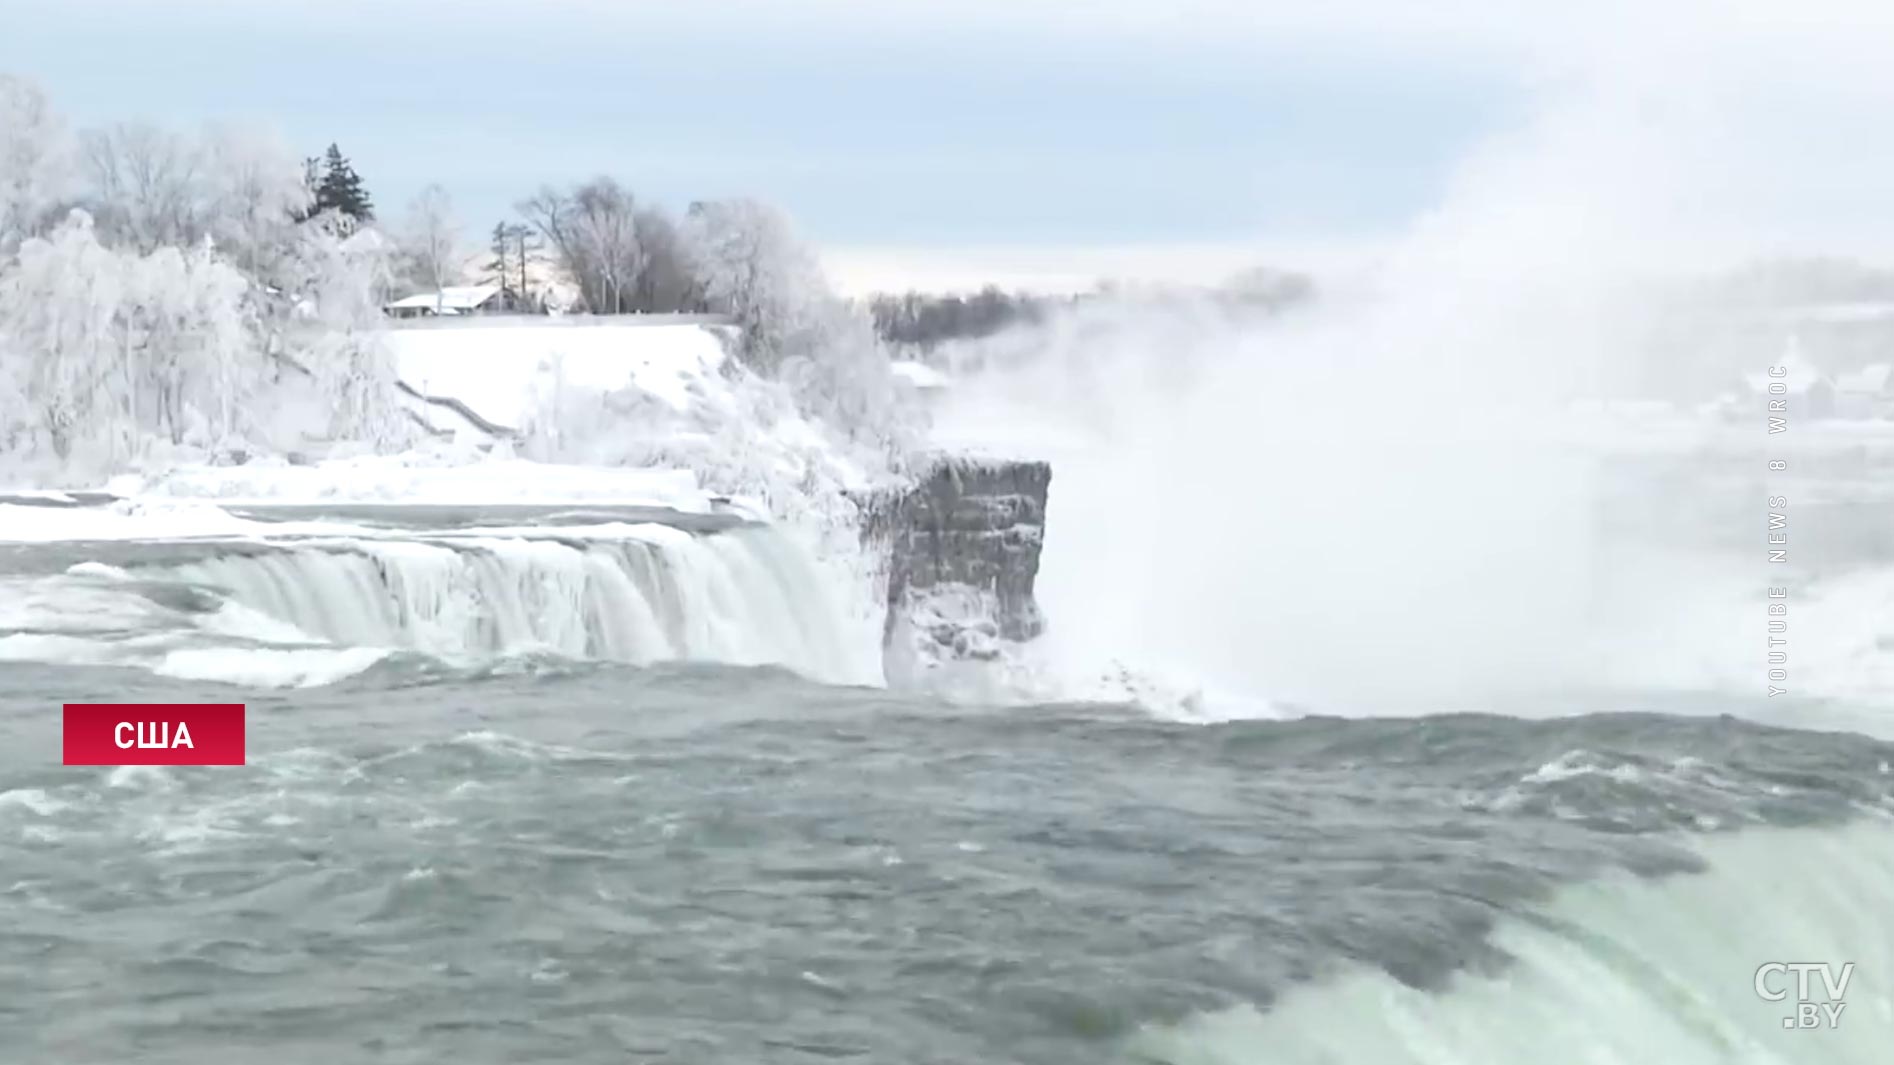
[[63, 703, 246, 766]]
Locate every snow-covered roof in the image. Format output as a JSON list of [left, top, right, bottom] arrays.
[[1836, 363, 1894, 393], [385, 285, 502, 312]]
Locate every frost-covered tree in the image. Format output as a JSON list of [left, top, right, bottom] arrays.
[[518, 180, 713, 315], [397, 183, 460, 302], [276, 212, 409, 447], [79, 121, 207, 253], [0, 212, 125, 458], [683, 197, 826, 371], [631, 206, 698, 313], [683, 197, 908, 450], [0, 88, 415, 476], [0, 344, 27, 454], [792, 307, 907, 449], [0, 75, 74, 257], [519, 178, 653, 314], [0, 210, 255, 465], [137, 241, 254, 445], [570, 179, 644, 314], [200, 123, 311, 281]]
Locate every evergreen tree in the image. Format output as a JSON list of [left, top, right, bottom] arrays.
[[485, 220, 512, 295], [311, 144, 373, 223]]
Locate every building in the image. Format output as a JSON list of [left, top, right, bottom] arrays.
[[383, 284, 519, 319]]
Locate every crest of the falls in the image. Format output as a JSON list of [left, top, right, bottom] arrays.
[[0, 521, 881, 689], [152, 527, 871, 685]]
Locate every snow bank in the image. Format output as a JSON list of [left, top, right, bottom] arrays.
[[378, 319, 884, 506], [388, 321, 732, 429], [0, 499, 333, 542], [0, 499, 739, 544], [0, 448, 729, 543], [113, 452, 714, 510], [382, 319, 907, 501]]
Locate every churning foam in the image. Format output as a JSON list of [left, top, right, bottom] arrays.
[[1129, 819, 1894, 1064]]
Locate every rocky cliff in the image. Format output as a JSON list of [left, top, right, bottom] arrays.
[[859, 455, 1051, 685]]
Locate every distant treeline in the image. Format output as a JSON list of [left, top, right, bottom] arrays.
[[867, 287, 1055, 350], [865, 267, 1315, 351]]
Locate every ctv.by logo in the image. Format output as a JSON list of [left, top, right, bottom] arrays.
[[1754, 962, 1853, 1029]]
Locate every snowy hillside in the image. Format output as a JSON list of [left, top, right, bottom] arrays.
[[389, 319, 738, 433]]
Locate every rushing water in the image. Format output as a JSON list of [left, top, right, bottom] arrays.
[[2, 500, 1892, 1062], [1, 658, 1891, 1064], [0, 513, 880, 690]]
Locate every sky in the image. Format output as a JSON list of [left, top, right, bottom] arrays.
[[6, 0, 1894, 292]]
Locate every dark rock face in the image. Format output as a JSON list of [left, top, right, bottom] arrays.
[[860, 455, 1051, 672]]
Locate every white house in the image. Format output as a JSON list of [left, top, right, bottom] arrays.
[[384, 284, 513, 319]]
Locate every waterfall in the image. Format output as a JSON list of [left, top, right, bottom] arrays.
[[132, 525, 877, 686]]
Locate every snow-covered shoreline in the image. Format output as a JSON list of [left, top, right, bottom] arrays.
[[0, 452, 728, 541], [120, 454, 717, 510]]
